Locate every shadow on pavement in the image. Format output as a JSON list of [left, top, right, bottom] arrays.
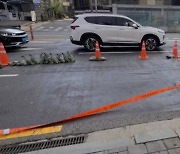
[[5, 46, 27, 53], [74, 46, 163, 53]]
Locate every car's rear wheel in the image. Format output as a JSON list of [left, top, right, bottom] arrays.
[[143, 37, 158, 51], [83, 35, 100, 52]]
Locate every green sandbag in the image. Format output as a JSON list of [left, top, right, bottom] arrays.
[[49, 53, 59, 64], [67, 52, 75, 63], [21, 56, 34, 65], [9, 61, 19, 66], [29, 54, 40, 64], [56, 54, 65, 63], [46, 53, 53, 64], [40, 53, 46, 64], [17, 60, 27, 66], [62, 53, 70, 63]]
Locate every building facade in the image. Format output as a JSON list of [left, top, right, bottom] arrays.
[[112, 0, 180, 32], [0, 0, 35, 21], [113, 0, 180, 5], [73, 0, 180, 11]]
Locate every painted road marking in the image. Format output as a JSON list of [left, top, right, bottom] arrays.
[[0, 125, 62, 140], [165, 38, 180, 39], [64, 29, 69, 32], [54, 27, 62, 31], [158, 51, 171, 53], [79, 51, 171, 55], [0, 74, 19, 77], [35, 27, 44, 31], [173, 38, 180, 40], [43, 29, 49, 31], [49, 27, 54, 29], [20, 48, 42, 51], [166, 40, 180, 42]]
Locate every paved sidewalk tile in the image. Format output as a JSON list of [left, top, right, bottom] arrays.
[[135, 129, 177, 144], [94, 152, 106, 154], [168, 148, 180, 154], [108, 147, 127, 153], [128, 144, 148, 154], [175, 129, 180, 138], [151, 151, 168, 154], [168, 149, 178, 154], [146, 140, 166, 153], [174, 148, 180, 152], [118, 151, 128, 154], [163, 137, 180, 149]]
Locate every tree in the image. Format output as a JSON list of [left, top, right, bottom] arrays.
[[44, 0, 65, 20], [53, 0, 64, 18]]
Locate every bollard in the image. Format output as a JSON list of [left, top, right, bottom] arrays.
[[29, 25, 34, 40]]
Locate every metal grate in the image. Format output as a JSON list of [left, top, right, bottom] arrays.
[[0, 135, 86, 154]]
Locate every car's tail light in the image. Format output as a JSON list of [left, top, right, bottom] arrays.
[[70, 25, 80, 30]]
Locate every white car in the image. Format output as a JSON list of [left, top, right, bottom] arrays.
[[70, 13, 165, 51]]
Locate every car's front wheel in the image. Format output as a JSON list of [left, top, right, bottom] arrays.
[[143, 37, 158, 51], [83, 36, 100, 52]]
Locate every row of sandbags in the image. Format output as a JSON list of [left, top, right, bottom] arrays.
[[9, 52, 75, 66]]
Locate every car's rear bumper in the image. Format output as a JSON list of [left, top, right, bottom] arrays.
[[70, 36, 82, 45], [159, 42, 166, 46]]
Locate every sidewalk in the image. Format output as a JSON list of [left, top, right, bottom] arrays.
[[0, 20, 49, 31], [26, 118, 180, 154]]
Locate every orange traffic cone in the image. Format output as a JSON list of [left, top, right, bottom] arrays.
[[172, 40, 179, 58], [94, 41, 101, 59], [139, 41, 149, 60], [89, 41, 106, 61], [0, 42, 10, 66]]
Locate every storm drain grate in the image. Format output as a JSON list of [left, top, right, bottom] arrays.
[[0, 135, 86, 154]]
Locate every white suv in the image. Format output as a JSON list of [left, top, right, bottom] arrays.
[[70, 13, 165, 51]]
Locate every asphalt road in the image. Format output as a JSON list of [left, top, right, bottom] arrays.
[[27, 20, 71, 41], [0, 21, 180, 144]]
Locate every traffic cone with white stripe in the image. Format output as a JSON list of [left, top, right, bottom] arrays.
[[89, 41, 106, 61], [0, 42, 10, 66], [139, 41, 149, 60], [172, 40, 179, 58]]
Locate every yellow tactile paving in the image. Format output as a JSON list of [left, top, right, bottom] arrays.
[[0, 125, 62, 140]]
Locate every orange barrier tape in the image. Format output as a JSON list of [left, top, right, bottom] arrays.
[[0, 84, 180, 136], [62, 84, 180, 122]]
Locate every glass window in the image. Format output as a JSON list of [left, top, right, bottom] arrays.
[[85, 17, 97, 24], [116, 17, 134, 26], [96, 16, 118, 26], [85, 16, 120, 26]]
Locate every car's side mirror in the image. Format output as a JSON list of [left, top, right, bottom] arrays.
[[132, 24, 138, 29]]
